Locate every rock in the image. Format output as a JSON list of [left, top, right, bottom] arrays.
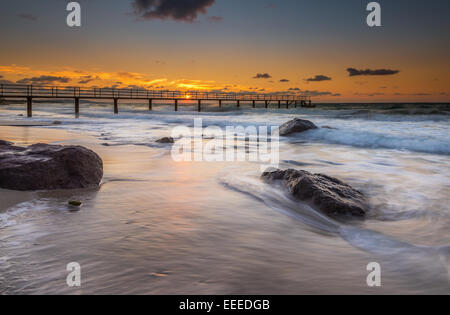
[[0, 140, 13, 146], [156, 137, 174, 144], [261, 169, 367, 218], [52, 121, 62, 125], [279, 119, 318, 136], [0, 143, 103, 191], [68, 200, 82, 207]]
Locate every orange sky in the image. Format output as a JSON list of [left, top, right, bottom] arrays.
[[0, 0, 449, 103]]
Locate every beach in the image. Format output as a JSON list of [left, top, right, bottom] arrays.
[[0, 102, 449, 294]]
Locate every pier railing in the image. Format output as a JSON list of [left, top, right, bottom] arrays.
[[0, 84, 308, 101], [0, 84, 313, 117]]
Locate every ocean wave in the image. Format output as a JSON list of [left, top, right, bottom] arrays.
[[296, 128, 450, 155]]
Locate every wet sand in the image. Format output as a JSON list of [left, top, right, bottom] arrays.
[[0, 189, 34, 212], [0, 125, 448, 295]]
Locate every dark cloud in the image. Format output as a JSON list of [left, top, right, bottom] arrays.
[[279, 79, 290, 83], [0, 79, 14, 84], [17, 14, 37, 21], [78, 76, 97, 84], [132, 0, 215, 22], [288, 88, 339, 97], [17, 76, 71, 85], [207, 16, 223, 23], [0, 75, 3, 79], [253, 73, 272, 79], [347, 68, 400, 77], [302, 90, 334, 97], [305, 75, 332, 82]]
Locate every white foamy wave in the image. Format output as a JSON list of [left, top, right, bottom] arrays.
[[297, 128, 450, 155]]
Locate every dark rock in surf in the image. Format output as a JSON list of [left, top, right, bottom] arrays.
[[279, 119, 318, 136], [261, 169, 368, 218], [156, 137, 174, 144], [0, 143, 103, 191]]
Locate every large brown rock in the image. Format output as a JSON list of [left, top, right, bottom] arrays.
[[0, 142, 103, 191], [279, 118, 318, 136], [261, 169, 368, 218]]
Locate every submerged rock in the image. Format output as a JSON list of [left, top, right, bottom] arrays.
[[279, 118, 318, 136], [156, 137, 175, 144], [261, 169, 368, 218], [0, 143, 103, 191]]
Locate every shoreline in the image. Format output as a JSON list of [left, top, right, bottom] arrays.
[[0, 189, 34, 212]]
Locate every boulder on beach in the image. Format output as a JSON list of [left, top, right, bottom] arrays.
[[0, 143, 103, 191], [156, 137, 175, 144], [261, 169, 368, 218], [279, 118, 318, 136]]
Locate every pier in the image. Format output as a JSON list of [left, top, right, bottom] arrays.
[[0, 84, 313, 117]]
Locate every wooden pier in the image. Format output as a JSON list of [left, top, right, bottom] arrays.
[[0, 84, 313, 117]]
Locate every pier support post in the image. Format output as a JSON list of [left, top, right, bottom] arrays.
[[114, 98, 118, 114], [286, 101, 289, 109], [175, 99, 178, 111], [198, 100, 201, 112], [308, 100, 312, 107], [149, 99, 153, 111], [278, 101, 281, 109], [75, 98, 80, 117], [237, 100, 240, 108], [265, 101, 268, 109], [219, 100, 222, 108], [252, 100, 256, 108], [27, 97, 32, 118]]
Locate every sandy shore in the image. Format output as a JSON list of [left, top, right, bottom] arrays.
[[0, 120, 61, 127]]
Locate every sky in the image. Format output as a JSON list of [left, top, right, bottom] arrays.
[[0, 0, 449, 102]]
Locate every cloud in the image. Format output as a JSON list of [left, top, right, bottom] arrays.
[[132, 0, 215, 22], [347, 68, 400, 77], [78, 76, 96, 84], [17, 14, 37, 21], [207, 16, 223, 23], [279, 79, 290, 83], [253, 73, 272, 79], [0, 75, 3, 79], [16, 76, 71, 85], [288, 88, 340, 97], [305, 75, 331, 82], [0, 79, 14, 84]]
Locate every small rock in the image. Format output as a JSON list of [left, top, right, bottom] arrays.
[[279, 119, 318, 136], [52, 121, 62, 125], [68, 200, 82, 207], [156, 137, 175, 144], [261, 169, 368, 218]]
